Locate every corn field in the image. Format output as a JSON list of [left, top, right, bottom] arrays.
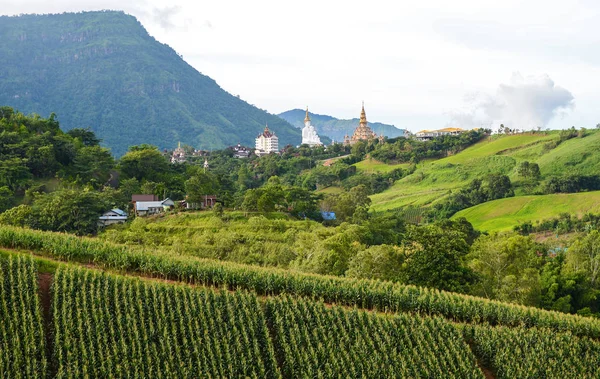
[[2, 225, 600, 339], [0, 255, 47, 378], [266, 296, 483, 378], [2, 252, 600, 378], [52, 267, 280, 378], [465, 324, 600, 378]]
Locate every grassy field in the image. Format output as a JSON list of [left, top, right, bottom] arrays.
[[369, 131, 600, 212], [453, 191, 600, 232], [353, 158, 410, 173]]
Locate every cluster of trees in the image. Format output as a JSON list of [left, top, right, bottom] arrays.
[[369, 129, 489, 164], [467, 231, 600, 316], [543, 174, 600, 194], [428, 174, 514, 219], [514, 212, 600, 235]]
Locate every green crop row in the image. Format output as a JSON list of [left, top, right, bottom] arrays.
[[2, 225, 600, 339], [0, 255, 47, 378], [464, 324, 600, 378], [266, 295, 482, 378], [52, 266, 280, 378]]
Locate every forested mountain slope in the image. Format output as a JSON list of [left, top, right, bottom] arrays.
[[0, 11, 300, 155]]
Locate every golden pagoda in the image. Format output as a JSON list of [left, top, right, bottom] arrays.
[[345, 102, 377, 145]]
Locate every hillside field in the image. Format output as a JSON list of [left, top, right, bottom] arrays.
[[452, 191, 600, 232], [369, 131, 600, 230]]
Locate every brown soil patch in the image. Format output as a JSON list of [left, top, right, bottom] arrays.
[[38, 272, 54, 374]]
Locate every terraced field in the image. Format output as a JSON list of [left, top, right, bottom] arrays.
[[2, 236, 599, 378]]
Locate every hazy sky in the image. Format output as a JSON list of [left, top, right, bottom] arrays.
[[2, 0, 599, 132]]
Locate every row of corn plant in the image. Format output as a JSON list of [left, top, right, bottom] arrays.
[[2, 225, 600, 338], [265, 295, 483, 378], [52, 266, 280, 378], [464, 323, 600, 379], [0, 255, 47, 378]]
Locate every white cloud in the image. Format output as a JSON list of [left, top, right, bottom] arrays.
[[449, 73, 574, 130]]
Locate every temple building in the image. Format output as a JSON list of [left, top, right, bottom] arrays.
[[301, 107, 322, 147], [171, 142, 186, 163], [255, 124, 279, 156], [344, 103, 378, 145]]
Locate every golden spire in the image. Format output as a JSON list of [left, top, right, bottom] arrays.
[[178, 141, 181, 149], [359, 101, 367, 126], [304, 106, 310, 122]]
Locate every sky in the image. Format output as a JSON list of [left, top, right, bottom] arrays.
[[2, 0, 600, 132]]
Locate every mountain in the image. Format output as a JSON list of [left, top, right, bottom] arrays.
[[278, 108, 407, 142], [0, 11, 301, 156]]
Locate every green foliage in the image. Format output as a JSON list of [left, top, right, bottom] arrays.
[[0, 255, 48, 377], [0, 11, 301, 156], [0, 187, 115, 235], [118, 145, 170, 181], [266, 296, 482, 378], [53, 266, 280, 378], [467, 324, 600, 378], [467, 233, 544, 305], [185, 171, 220, 204], [4, 226, 600, 338], [346, 244, 406, 282], [543, 174, 600, 194], [400, 224, 475, 293], [430, 174, 514, 219], [322, 184, 372, 222], [566, 230, 600, 289], [516, 161, 541, 180], [369, 129, 488, 164]]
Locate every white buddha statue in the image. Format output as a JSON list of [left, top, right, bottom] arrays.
[[301, 107, 322, 147]]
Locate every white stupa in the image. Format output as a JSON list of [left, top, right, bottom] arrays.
[[301, 107, 322, 147]]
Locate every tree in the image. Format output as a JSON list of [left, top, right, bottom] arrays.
[[118, 145, 169, 181], [467, 233, 543, 305], [566, 230, 600, 288], [67, 127, 101, 146], [213, 202, 224, 218], [347, 244, 405, 282], [0, 186, 13, 213], [516, 161, 541, 180], [400, 224, 475, 293], [325, 184, 372, 222], [484, 174, 514, 200], [185, 172, 220, 204], [13, 187, 116, 235], [69, 146, 115, 186]]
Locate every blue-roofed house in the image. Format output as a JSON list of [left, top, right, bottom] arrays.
[[98, 209, 128, 227], [321, 211, 336, 221]]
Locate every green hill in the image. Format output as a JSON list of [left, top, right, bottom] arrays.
[[0, 11, 301, 156], [278, 108, 407, 142], [452, 191, 600, 232], [369, 132, 590, 209]]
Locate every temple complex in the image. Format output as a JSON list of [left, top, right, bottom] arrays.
[[255, 124, 279, 156], [171, 142, 186, 163], [344, 103, 378, 145], [301, 107, 322, 147]]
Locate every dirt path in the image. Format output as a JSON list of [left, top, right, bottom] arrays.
[[38, 272, 55, 376]]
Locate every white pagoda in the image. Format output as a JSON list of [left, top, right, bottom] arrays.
[[301, 107, 322, 147]]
